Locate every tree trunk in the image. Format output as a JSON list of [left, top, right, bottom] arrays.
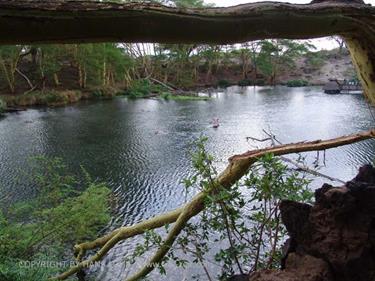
[[78, 64, 83, 88], [345, 34, 375, 104], [0, 56, 15, 93], [53, 73, 60, 86]]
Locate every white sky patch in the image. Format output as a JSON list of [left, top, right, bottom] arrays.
[[205, 0, 375, 50]]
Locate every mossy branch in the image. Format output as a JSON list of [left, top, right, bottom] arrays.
[[53, 128, 375, 281]]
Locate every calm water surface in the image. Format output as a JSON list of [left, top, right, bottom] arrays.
[[0, 86, 374, 280]]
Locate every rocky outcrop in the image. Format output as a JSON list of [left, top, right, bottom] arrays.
[[248, 164, 375, 281]]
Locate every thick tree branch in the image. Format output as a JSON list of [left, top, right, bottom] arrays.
[[0, 1, 372, 45], [53, 128, 375, 280]]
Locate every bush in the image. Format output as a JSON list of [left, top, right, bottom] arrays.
[[161, 92, 171, 100], [255, 79, 265, 86], [4, 90, 82, 107], [0, 156, 111, 280], [41, 91, 69, 105], [238, 79, 253, 86], [36, 90, 82, 106], [0, 256, 57, 281], [0, 98, 6, 114], [217, 79, 231, 88], [126, 79, 165, 98], [286, 79, 309, 87], [90, 86, 119, 99]]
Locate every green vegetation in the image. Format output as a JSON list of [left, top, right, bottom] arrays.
[[0, 36, 316, 107], [2, 90, 82, 107], [89, 86, 121, 99], [217, 79, 231, 88], [126, 78, 167, 98], [161, 92, 210, 101], [257, 39, 312, 85], [238, 79, 253, 86], [0, 157, 111, 281], [125, 138, 313, 279], [286, 79, 309, 87]]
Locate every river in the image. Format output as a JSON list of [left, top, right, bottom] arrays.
[[0, 86, 374, 280]]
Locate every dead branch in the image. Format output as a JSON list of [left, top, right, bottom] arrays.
[[280, 156, 345, 184], [255, 130, 345, 183]]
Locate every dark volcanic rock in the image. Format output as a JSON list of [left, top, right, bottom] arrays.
[[248, 164, 375, 281], [249, 253, 332, 281]]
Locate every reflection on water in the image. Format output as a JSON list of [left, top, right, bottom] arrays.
[[0, 86, 374, 280]]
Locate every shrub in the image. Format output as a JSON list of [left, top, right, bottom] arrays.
[[126, 79, 163, 98], [42, 91, 68, 105], [238, 79, 253, 86], [255, 79, 265, 86], [6, 90, 82, 107], [0, 156, 111, 280], [286, 79, 309, 87], [217, 79, 231, 88], [15, 94, 38, 107], [42, 90, 82, 106], [161, 92, 171, 100], [90, 86, 118, 99]]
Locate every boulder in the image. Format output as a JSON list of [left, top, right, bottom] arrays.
[[246, 164, 375, 281]]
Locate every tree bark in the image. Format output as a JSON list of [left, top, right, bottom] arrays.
[[345, 35, 375, 104], [0, 0, 372, 44]]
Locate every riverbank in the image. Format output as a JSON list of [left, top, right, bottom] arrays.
[[0, 46, 357, 111], [0, 85, 210, 111], [1, 87, 121, 108]]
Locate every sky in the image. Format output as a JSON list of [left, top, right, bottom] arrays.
[[205, 0, 375, 50]]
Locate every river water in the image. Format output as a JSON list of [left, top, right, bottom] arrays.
[[0, 86, 374, 280]]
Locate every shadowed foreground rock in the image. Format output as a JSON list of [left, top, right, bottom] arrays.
[[248, 164, 375, 281]]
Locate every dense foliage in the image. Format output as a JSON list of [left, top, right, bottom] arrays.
[[286, 79, 309, 87], [0, 157, 111, 281]]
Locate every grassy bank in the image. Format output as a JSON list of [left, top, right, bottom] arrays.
[[0, 84, 210, 111], [160, 92, 210, 101], [1, 86, 122, 108]]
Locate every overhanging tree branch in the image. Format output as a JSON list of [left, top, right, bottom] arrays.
[[53, 128, 375, 281], [0, 0, 372, 45]]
